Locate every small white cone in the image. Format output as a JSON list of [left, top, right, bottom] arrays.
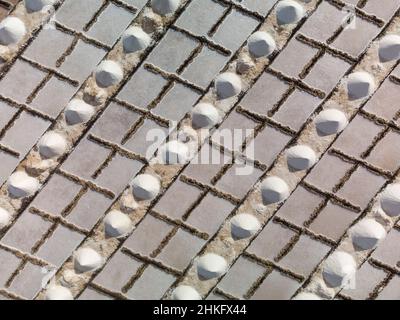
[[38, 132, 67, 159], [0, 17, 26, 45], [379, 34, 400, 62], [261, 176, 290, 205], [8, 171, 40, 198], [0, 208, 11, 229], [123, 26, 151, 53], [315, 109, 348, 136], [347, 71, 375, 100], [74, 248, 103, 273], [95, 60, 123, 88], [45, 285, 73, 300], [131, 174, 161, 200], [192, 103, 220, 129], [276, 0, 305, 25], [151, 0, 180, 15], [64, 99, 95, 125], [380, 184, 400, 217], [286, 145, 317, 171], [230, 214, 261, 239], [159, 141, 189, 164], [104, 210, 132, 238], [215, 73, 242, 99], [350, 218, 386, 250], [172, 286, 201, 300], [248, 31, 276, 58], [197, 253, 227, 279], [322, 251, 356, 288]]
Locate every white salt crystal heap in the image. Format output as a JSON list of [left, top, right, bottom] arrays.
[[293, 292, 322, 300], [380, 183, 400, 217], [95, 60, 123, 88], [74, 247, 103, 273], [197, 253, 228, 279], [159, 140, 189, 164], [347, 71, 375, 100], [286, 145, 316, 171], [38, 132, 67, 159], [247, 31, 276, 58], [0, 208, 11, 229], [276, 0, 305, 25], [215, 72, 242, 99], [122, 26, 151, 53], [172, 286, 201, 300], [322, 251, 356, 288], [349, 218, 386, 250], [151, 0, 180, 15], [131, 174, 161, 201], [64, 99, 95, 125], [8, 171, 40, 198], [104, 210, 133, 238], [191, 103, 220, 129], [379, 34, 400, 62], [45, 285, 73, 300], [25, 0, 55, 12], [0, 17, 26, 45], [261, 176, 290, 205], [315, 109, 348, 136], [230, 214, 261, 239]]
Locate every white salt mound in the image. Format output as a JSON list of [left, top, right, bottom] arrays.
[[0, 17, 26, 45], [74, 247, 103, 273], [380, 184, 400, 216], [248, 31, 276, 58], [25, 0, 55, 12], [215, 72, 242, 99], [286, 145, 316, 171], [379, 34, 400, 62], [230, 214, 261, 239], [104, 210, 132, 238], [197, 253, 228, 279], [123, 26, 151, 53], [322, 251, 356, 288], [261, 176, 290, 204], [347, 71, 375, 100], [0, 208, 11, 229], [131, 174, 161, 200], [95, 60, 123, 88], [293, 292, 322, 300], [192, 103, 220, 129], [315, 109, 348, 135], [160, 141, 189, 164], [8, 171, 40, 198], [45, 285, 73, 300], [172, 286, 201, 300], [276, 0, 305, 25], [350, 218, 386, 250], [65, 99, 95, 125], [38, 132, 67, 159], [151, 0, 180, 15]]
